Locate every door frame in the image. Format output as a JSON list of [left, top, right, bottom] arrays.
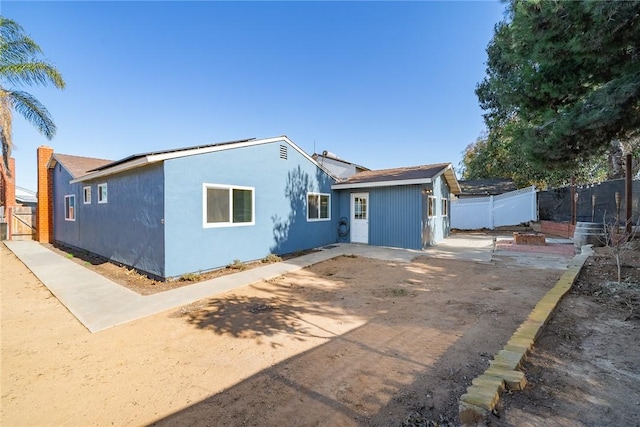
[[350, 192, 369, 244]]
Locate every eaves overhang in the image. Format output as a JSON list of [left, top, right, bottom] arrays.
[[70, 136, 338, 184], [332, 178, 433, 190]]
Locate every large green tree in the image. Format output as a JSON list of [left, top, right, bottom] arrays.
[[0, 16, 65, 177], [458, 132, 608, 189], [476, 0, 640, 170]]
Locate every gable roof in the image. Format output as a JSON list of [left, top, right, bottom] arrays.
[[458, 179, 517, 196], [89, 138, 255, 172], [332, 163, 461, 194], [69, 136, 337, 183], [49, 154, 113, 179]]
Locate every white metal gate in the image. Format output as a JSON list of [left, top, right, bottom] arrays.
[[451, 186, 538, 230]]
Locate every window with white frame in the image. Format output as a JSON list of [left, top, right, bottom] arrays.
[[441, 198, 448, 216], [203, 184, 254, 227], [65, 195, 76, 221], [97, 183, 108, 203], [307, 193, 330, 221], [428, 196, 436, 217], [83, 186, 91, 204]]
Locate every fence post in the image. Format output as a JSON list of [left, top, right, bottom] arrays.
[[489, 195, 495, 229], [531, 186, 537, 222]]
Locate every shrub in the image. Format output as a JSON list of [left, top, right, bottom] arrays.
[[179, 273, 200, 282], [227, 259, 247, 271], [262, 253, 282, 264], [391, 288, 409, 297]]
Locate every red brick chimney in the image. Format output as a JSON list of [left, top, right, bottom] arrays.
[[36, 146, 54, 243]]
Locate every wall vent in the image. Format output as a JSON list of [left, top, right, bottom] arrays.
[[279, 144, 288, 160]]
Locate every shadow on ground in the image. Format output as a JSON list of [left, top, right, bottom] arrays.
[[151, 255, 565, 426]]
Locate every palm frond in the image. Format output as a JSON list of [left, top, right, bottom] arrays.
[[8, 89, 57, 139], [0, 62, 65, 88], [0, 39, 44, 64], [0, 16, 64, 162], [0, 18, 31, 45]]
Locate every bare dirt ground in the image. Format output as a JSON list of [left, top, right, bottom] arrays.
[[43, 242, 312, 295], [495, 247, 640, 427], [1, 240, 636, 427]]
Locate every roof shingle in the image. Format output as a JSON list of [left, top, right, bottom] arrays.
[[339, 163, 451, 184], [52, 154, 113, 179]]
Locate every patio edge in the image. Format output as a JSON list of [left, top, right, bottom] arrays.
[[458, 245, 594, 425]]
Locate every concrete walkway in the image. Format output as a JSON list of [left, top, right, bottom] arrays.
[[5, 236, 496, 333]]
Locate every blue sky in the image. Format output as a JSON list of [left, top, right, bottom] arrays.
[[3, 1, 505, 190]]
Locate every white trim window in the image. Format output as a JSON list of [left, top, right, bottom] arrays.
[[65, 195, 76, 221], [441, 198, 448, 216], [307, 192, 331, 221], [97, 183, 108, 203], [203, 184, 255, 227], [83, 186, 91, 204], [428, 196, 436, 218]]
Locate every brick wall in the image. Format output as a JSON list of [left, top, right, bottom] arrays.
[[513, 232, 546, 245], [540, 220, 575, 238], [36, 146, 54, 243]]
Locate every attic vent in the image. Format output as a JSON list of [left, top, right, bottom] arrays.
[[279, 144, 288, 160]]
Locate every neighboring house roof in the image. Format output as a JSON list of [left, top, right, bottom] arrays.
[[15, 186, 37, 204], [49, 153, 113, 179], [312, 152, 370, 172], [458, 179, 517, 196], [69, 136, 337, 183], [332, 163, 461, 194]]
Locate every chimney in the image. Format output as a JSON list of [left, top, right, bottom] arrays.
[[36, 146, 54, 243]]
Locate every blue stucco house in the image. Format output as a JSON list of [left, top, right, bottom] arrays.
[[39, 137, 337, 279], [37, 136, 460, 280]]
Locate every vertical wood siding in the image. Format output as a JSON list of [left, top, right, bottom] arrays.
[[369, 185, 422, 249]]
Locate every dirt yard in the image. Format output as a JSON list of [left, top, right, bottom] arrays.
[[43, 242, 312, 295], [0, 241, 629, 426], [494, 247, 640, 426]]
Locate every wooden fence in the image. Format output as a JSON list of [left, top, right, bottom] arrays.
[[0, 206, 36, 240]]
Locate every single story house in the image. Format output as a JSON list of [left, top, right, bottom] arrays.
[[333, 164, 461, 249], [37, 136, 461, 280]]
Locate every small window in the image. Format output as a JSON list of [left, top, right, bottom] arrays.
[[65, 195, 76, 221], [83, 186, 91, 204], [428, 196, 436, 218], [354, 196, 367, 220], [204, 184, 254, 227], [442, 198, 448, 216], [307, 193, 330, 221], [98, 183, 108, 203]]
